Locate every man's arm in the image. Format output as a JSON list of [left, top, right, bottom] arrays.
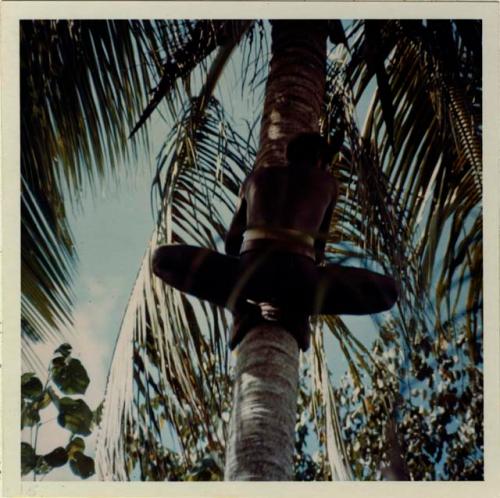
[[225, 189, 247, 256], [315, 180, 338, 264]]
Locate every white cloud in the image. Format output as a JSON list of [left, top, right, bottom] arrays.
[[68, 274, 127, 406]]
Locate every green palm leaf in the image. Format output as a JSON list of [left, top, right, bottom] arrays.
[[96, 97, 254, 478]]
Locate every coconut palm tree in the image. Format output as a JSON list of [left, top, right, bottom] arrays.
[[223, 20, 328, 480], [21, 19, 482, 480]]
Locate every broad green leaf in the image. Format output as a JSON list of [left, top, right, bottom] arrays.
[[43, 447, 68, 467], [66, 437, 85, 458], [36, 391, 52, 410], [34, 456, 52, 476], [21, 404, 40, 428], [51, 356, 66, 369], [21, 373, 43, 400], [69, 452, 95, 479], [52, 358, 90, 395], [21, 372, 35, 383], [54, 343, 72, 358], [21, 442, 37, 475], [57, 398, 93, 435]]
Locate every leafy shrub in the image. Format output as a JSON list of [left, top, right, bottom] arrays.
[[21, 343, 102, 480]]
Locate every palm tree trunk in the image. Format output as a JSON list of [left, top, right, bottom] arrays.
[[224, 20, 327, 481], [224, 326, 299, 480], [255, 21, 327, 169], [380, 414, 410, 480]]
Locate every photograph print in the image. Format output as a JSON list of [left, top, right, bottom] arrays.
[[19, 18, 483, 482]]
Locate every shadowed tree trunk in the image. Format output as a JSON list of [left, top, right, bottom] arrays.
[[380, 414, 411, 480], [224, 20, 327, 481], [224, 326, 300, 480]]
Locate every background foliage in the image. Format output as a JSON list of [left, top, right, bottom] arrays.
[[21, 344, 101, 480]]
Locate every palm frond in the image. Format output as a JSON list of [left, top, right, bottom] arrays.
[[21, 176, 76, 343], [130, 20, 253, 138], [325, 20, 482, 337], [317, 20, 482, 478], [97, 98, 255, 479], [20, 19, 213, 350], [310, 321, 353, 480]]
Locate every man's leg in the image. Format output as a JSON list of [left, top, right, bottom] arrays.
[[313, 264, 399, 315], [228, 251, 314, 351], [152, 245, 282, 350], [229, 300, 311, 352], [152, 244, 239, 308], [228, 300, 264, 350]]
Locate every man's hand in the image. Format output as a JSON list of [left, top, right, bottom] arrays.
[[247, 299, 281, 321]]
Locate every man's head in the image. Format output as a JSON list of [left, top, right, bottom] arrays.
[[286, 132, 329, 169]]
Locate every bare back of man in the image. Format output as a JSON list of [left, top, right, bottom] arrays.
[[152, 133, 398, 351], [235, 166, 335, 257], [245, 167, 334, 237]]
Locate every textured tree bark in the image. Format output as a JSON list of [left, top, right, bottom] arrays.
[[255, 21, 327, 170], [224, 20, 327, 481], [224, 326, 299, 480]]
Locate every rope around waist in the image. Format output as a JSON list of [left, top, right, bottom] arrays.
[[243, 227, 315, 246]]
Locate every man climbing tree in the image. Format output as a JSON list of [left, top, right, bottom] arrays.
[[19, 14, 483, 482], [150, 20, 400, 481], [152, 132, 398, 352]]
